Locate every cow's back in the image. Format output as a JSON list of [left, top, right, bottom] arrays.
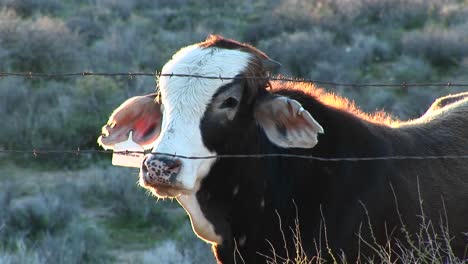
[[392, 98, 468, 256]]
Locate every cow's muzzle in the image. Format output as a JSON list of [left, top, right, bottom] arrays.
[[142, 155, 182, 188]]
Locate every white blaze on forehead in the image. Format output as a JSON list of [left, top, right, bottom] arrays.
[[159, 44, 252, 120], [151, 44, 252, 190]]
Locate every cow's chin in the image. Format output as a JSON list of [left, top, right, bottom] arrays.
[[139, 176, 192, 198]]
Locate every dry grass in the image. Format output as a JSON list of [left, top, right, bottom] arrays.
[[257, 188, 466, 264]]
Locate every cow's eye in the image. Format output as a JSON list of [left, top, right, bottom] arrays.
[[220, 97, 238, 109]]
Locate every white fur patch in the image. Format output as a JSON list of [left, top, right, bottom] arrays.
[[150, 44, 252, 190], [177, 194, 222, 244]]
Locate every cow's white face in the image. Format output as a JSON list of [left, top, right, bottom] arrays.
[[144, 44, 252, 196], [98, 35, 324, 200]]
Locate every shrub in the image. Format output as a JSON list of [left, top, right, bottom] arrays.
[[141, 224, 215, 264], [0, 240, 42, 264], [0, 0, 62, 17], [243, 0, 316, 43], [0, 12, 84, 73], [96, 0, 136, 20], [36, 221, 109, 264], [340, 0, 432, 29], [91, 24, 154, 72], [401, 25, 468, 68], [0, 76, 130, 151], [1, 183, 80, 242], [0, 176, 110, 263], [388, 56, 434, 83], [79, 166, 177, 228], [66, 13, 105, 44], [439, 4, 468, 26], [0, 222, 109, 264], [258, 31, 390, 83], [258, 30, 335, 77]]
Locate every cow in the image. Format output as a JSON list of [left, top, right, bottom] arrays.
[[98, 35, 468, 263]]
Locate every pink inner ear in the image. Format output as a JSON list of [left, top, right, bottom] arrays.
[[133, 118, 160, 145], [134, 119, 150, 136]]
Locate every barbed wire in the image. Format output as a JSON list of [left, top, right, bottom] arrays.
[[1, 71, 468, 88], [2, 149, 468, 161], [1, 71, 468, 162]]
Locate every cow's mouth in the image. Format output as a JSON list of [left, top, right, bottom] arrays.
[[139, 175, 190, 198]]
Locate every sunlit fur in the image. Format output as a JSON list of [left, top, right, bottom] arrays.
[[270, 81, 468, 128], [269, 80, 399, 126]]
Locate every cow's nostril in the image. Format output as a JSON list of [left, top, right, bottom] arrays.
[[167, 159, 181, 170]]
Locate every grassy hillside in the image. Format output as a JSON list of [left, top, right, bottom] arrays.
[[0, 0, 467, 263]]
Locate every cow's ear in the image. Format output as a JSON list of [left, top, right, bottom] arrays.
[[97, 93, 162, 150], [254, 95, 324, 148]]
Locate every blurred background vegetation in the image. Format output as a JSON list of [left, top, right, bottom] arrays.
[[0, 0, 467, 263]]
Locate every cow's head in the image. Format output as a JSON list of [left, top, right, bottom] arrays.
[[98, 35, 323, 198]]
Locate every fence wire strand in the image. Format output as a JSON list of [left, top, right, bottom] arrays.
[[1, 71, 468, 162], [2, 149, 468, 161], [1, 71, 468, 88]]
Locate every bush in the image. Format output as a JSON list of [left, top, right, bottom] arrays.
[[0, 11, 84, 73], [339, 0, 432, 29], [36, 221, 109, 264], [1, 183, 80, 242], [259, 31, 391, 83], [141, 223, 215, 264], [439, 4, 468, 26], [258, 30, 335, 77], [401, 25, 468, 68], [141, 239, 214, 264], [387, 56, 434, 83], [0, 222, 109, 264], [80, 166, 177, 228], [66, 13, 105, 44], [0, 76, 129, 151], [0, 0, 62, 17], [0, 241, 42, 264], [0, 176, 110, 263]]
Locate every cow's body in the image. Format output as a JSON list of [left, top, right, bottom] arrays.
[[194, 84, 468, 263], [98, 36, 468, 263]]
